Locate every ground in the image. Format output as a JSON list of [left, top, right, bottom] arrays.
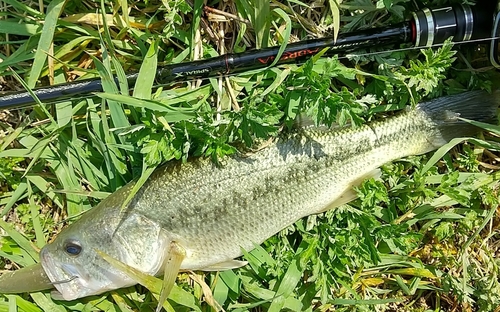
[[0, 0, 499, 311]]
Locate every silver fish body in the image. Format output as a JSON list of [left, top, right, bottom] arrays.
[[1, 91, 498, 300]]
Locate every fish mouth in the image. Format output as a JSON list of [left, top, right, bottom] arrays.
[[0, 262, 54, 293], [39, 248, 83, 300]]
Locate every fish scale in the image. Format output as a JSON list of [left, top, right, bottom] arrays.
[[0, 90, 497, 301], [126, 106, 447, 269]]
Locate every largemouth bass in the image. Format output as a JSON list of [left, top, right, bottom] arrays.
[[0, 91, 498, 303]]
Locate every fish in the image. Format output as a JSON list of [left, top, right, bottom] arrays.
[[0, 90, 498, 307]]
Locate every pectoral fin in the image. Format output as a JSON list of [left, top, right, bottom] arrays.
[[156, 242, 186, 312], [201, 259, 248, 271]]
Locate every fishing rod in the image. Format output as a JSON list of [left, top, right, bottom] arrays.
[[1, 1, 499, 110]]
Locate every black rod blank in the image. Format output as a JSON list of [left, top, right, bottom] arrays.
[[0, 3, 494, 110], [0, 23, 411, 110]]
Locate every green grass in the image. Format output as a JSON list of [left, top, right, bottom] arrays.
[[0, 0, 499, 311]]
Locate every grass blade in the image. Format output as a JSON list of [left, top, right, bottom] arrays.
[[120, 165, 154, 210], [29, 293, 65, 312], [268, 256, 304, 312], [0, 21, 41, 36], [0, 220, 39, 264], [95, 93, 198, 121], [26, 182, 45, 249], [2, 0, 42, 17], [421, 137, 467, 174], [132, 39, 158, 99], [250, 0, 270, 48], [27, 0, 66, 88], [1, 181, 27, 217], [92, 56, 130, 129], [269, 8, 291, 68], [328, 0, 341, 42]]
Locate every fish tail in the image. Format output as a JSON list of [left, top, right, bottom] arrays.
[[418, 90, 499, 141]]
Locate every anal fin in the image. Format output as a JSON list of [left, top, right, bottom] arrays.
[[201, 259, 248, 271]]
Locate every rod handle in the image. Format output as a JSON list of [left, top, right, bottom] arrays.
[[412, 4, 495, 47]]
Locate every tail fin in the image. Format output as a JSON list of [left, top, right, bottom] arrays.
[[418, 90, 499, 141]]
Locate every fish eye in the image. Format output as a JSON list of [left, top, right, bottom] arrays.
[[64, 240, 82, 256]]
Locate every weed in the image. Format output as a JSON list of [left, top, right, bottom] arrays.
[[0, 0, 499, 311]]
